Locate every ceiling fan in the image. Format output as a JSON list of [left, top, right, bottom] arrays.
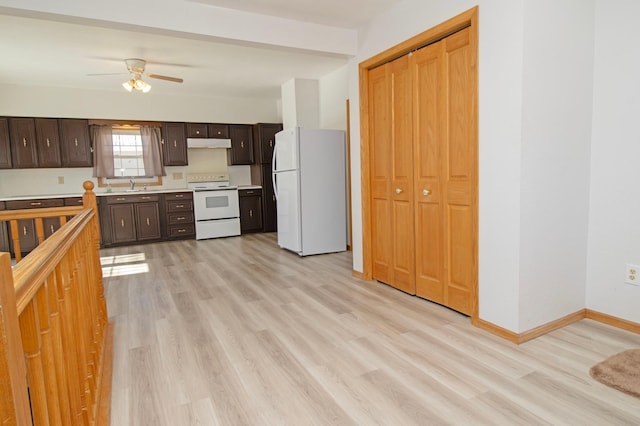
[[89, 58, 184, 93]]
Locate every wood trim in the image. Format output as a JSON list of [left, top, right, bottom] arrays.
[[95, 321, 114, 426], [352, 269, 365, 280], [346, 99, 353, 252], [359, 6, 478, 70], [474, 319, 521, 344], [517, 309, 587, 343], [358, 6, 479, 304], [586, 309, 640, 334], [97, 176, 163, 188], [476, 308, 640, 344]]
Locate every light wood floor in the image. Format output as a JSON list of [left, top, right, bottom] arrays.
[[101, 233, 640, 425]]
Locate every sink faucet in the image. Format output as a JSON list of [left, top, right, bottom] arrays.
[[130, 179, 136, 190]]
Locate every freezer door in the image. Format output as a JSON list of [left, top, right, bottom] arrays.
[[273, 128, 299, 172], [275, 170, 302, 254]]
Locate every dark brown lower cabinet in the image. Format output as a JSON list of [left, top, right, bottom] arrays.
[[250, 165, 277, 232], [239, 189, 263, 233], [101, 194, 162, 246], [108, 204, 137, 244], [5, 198, 64, 256], [135, 203, 161, 241], [163, 191, 195, 239]]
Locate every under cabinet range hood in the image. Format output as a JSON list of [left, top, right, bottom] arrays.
[[187, 138, 231, 149]]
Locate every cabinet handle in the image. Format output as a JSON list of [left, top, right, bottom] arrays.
[[50, 225, 54, 234], [177, 216, 185, 221], [249, 209, 253, 217], [46, 138, 50, 147], [176, 204, 184, 208], [269, 140, 273, 147], [174, 140, 177, 148], [146, 217, 150, 226], [240, 140, 244, 148], [30, 202, 42, 206], [121, 219, 125, 228], [23, 226, 27, 236], [74, 138, 78, 147], [217, 131, 222, 135], [178, 229, 186, 233], [161, 139, 165, 145], [142, 196, 150, 200], [196, 130, 200, 135], [175, 194, 184, 198], [423, 189, 431, 196], [23, 138, 27, 147], [273, 195, 275, 202], [395, 188, 403, 194], [116, 197, 126, 201]]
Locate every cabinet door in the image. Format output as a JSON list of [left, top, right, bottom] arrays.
[[162, 122, 187, 166], [35, 118, 62, 167], [239, 191, 262, 233], [59, 119, 92, 167], [11, 220, 38, 254], [186, 123, 208, 138], [208, 123, 229, 139], [228, 124, 254, 165], [9, 118, 38, 168], [44, 217, 61, 238], [261, 166, 277, 232], [135, 202, 161, 241], [0, 118, 11, 169], [254, 123, 282, 164], [109, 204, 136, 244]]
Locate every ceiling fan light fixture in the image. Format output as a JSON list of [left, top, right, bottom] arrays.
[[122, 74, 151, 93]]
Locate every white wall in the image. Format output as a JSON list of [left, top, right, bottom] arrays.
[[518, 0, 595, 330], [319, 65, 349, 131], [587, 0, 640, 322], [0, 84, 280, 123], [350, 0, 526, 331]]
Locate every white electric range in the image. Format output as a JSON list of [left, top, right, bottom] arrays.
[[187, 173, 240, 240]]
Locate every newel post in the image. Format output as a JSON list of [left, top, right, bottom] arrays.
[[82, 180, 101, 242], [0, 253, 32, 425]]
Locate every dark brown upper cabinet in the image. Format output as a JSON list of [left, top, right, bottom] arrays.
[[34, 118, 62, 167], [228, 124, 254, 165], [253, 123, 282, 164], [0, 118, 11, 169], [9, 118, 38, 168], [186, 123, 208, 138], [59, 119, 92, 167], [207, 123, 229, 139], [162, 122, 187, 166]]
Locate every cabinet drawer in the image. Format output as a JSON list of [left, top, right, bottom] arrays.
[[208, 123, 229, 139], [106, 194, 160, 204], [167, 224, 195, 238], [166, 200, 193, 212], [6, 199, 64, 209], [64, 197, 84, 206], [239, 189, 261, 197], [167, 212, 194, 225], [165, 192, 193, 201], [186, 123, 208, 138]]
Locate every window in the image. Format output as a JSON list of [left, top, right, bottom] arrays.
[[112, 128, 146, 177]]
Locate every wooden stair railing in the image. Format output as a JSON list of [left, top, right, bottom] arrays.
[[0, 181, 113, 425]]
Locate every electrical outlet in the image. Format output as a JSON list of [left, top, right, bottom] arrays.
[[57, 176, 64, 184], [625, 264, 640, 285]]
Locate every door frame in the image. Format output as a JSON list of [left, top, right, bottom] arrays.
[[358, 6, 479, 320]]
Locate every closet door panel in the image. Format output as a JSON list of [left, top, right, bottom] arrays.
[[389, 54, 415, 294], [369, 64, 393, 285], [413, 41, 446, 302], [443, 27, 476, 315]]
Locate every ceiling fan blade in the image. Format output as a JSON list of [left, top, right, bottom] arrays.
[[148, 74, 184, 83]]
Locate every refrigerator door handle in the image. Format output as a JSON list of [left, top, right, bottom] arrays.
[[272, 171, 279, 201]]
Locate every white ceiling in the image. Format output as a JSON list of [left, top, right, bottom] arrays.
[[0, 0, 400, 99]]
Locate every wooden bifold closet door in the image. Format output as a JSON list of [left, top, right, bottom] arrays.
[[368, 26, 477, 315]]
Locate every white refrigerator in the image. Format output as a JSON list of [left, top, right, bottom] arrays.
[[272, 127, 347, 256]]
